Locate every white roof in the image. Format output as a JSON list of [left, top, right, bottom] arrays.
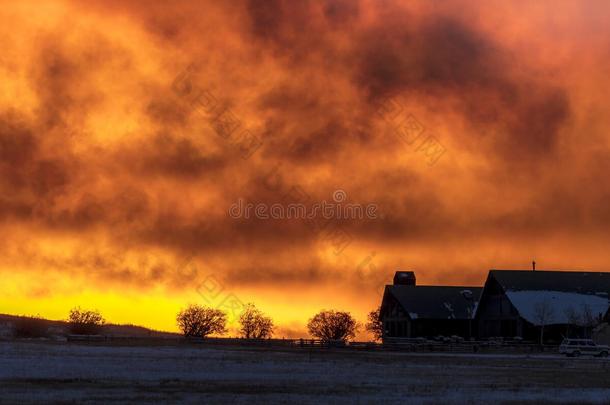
[[505, 290, 610, 326]]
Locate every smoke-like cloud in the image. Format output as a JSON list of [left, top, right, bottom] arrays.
[[1, 0, 610, 333]]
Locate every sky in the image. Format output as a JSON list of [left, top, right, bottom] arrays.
[[1, 0, 610, 338]]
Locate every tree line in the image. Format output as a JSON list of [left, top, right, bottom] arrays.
[[60, 304, 384, 342], [177, 303, 383, 342]]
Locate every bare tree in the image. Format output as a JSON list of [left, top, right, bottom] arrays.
[[533, 301, 554, 345], [68, 307, 105, 335], [581, 303, 599, 338], [239, 303, 274, 339], [176, 304, 227, 338], [307, 310, 358, 342], [563, 304, 602, 339], [365, 306, 383, 341], [564, 306, 580, 338]]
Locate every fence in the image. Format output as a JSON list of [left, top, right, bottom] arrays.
[[65, 334, 559, 353]]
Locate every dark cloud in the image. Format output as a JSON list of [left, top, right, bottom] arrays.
[[323, 0, 360, 27], [0, 113, 37, 167], [354, 14, 571, 160], [0, 0, 607, 310], [355, 17, 495, 98], [129, 132, 227, 178]]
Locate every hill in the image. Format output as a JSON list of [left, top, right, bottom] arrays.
[[0, 313, 179, 339]]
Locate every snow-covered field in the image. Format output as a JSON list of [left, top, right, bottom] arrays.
[[2, 342, 610, 404]]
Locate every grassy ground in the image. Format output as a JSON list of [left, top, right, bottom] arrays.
[[2, 341, 610, 404]]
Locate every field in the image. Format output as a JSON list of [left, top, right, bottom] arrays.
[[2, 341, 610, 404]]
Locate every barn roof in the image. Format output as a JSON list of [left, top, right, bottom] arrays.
[[490, 270, 610, 294], [488, 270, 610, 325], [384, 285, 482, 320]]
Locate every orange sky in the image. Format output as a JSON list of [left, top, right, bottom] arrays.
[[1, 0, 610, 338]]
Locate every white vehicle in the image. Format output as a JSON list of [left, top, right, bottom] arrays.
[[559, 339, 609, 357]]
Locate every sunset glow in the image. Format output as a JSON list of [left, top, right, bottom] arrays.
[[2, 0, 610, 339]]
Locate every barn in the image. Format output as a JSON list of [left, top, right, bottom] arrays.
[[380, 271, 481, 340], [475, 270, 610, 343]]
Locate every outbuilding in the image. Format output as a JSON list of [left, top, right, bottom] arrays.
[[380, 271, 481, 340]]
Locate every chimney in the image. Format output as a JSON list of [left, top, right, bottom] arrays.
[[394, 271, 416, 286], [532, 260, 536, 271]]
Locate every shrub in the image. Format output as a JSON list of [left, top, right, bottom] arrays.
[[13, 316, 49, 338], [68, 307, 105, 335]]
